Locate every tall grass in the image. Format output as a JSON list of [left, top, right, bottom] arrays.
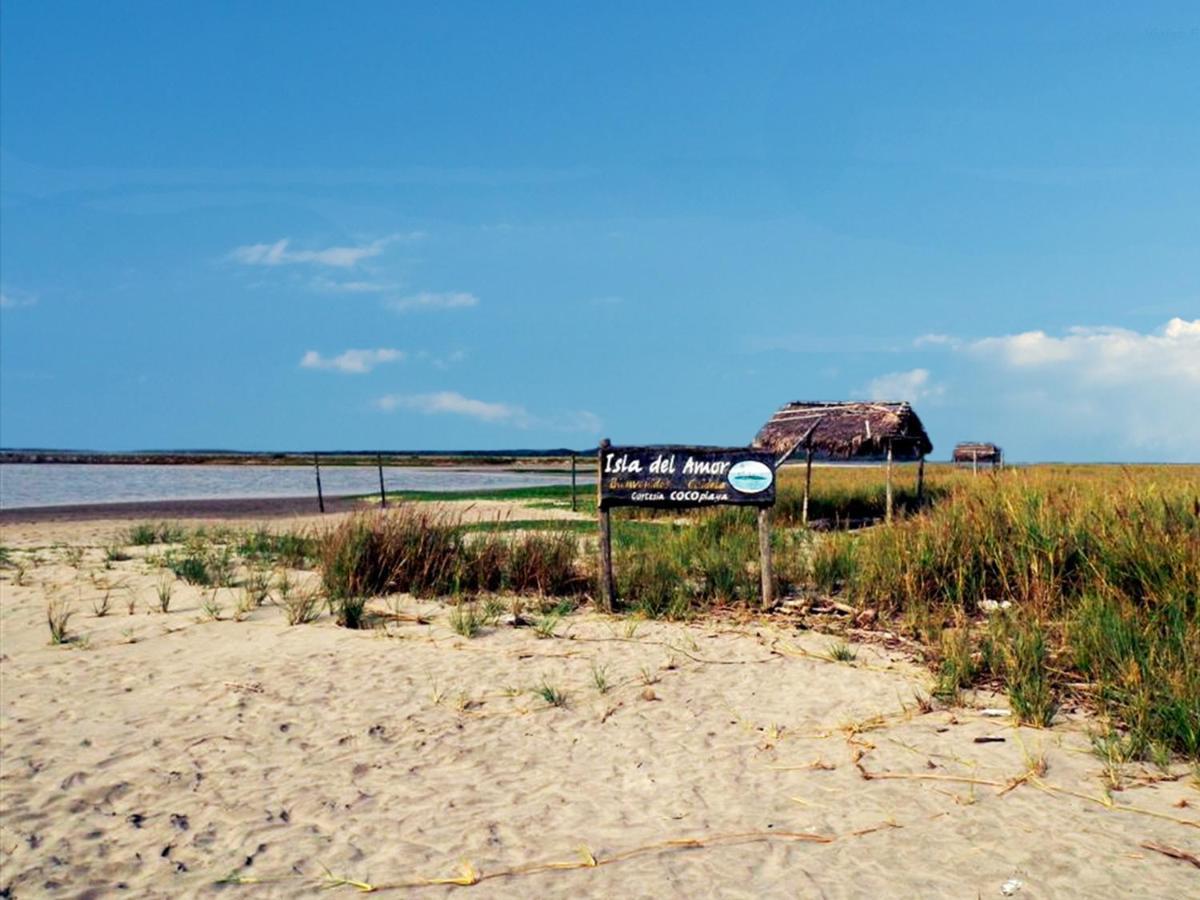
[[801, 467, 1199, 756], [317, 507, 584, 602], [614, 508, 769, 619]]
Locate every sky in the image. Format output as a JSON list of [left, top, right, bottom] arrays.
[[1, 3, 1198, 461]]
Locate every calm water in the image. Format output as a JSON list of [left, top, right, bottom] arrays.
[[0, 464, 578, 510]]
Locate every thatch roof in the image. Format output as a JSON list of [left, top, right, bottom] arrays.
[[754, 401, 933, 461], [953, 442, 1003, 463]]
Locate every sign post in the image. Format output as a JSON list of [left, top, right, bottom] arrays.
[[597, 440, 615, 612], [596, 441, 778, 610]]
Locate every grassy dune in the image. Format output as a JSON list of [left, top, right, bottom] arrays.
[[96, 464, 1197, 759]]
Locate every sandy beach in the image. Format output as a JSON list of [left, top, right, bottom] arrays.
[[1, 502, 1197, 899]]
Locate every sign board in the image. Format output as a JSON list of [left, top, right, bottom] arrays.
[[598, 445, 776, 510]]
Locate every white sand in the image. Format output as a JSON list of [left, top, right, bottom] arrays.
[[1, 511, 1197, 898]]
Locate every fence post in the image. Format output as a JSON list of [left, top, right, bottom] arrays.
[[377, 453, 387, 508], [571, 454, 577, 512], [802, 445, 813, 525], [916, 452, 925, 506], [885, 442, 894, 523], [313, 452, 325, 513]]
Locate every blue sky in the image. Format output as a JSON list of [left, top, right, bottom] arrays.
[[1, 3, 1197, 461]]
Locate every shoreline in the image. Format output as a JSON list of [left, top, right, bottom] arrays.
[[0, 494, 366, 525]]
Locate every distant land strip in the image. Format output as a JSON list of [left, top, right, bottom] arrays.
[[0, 449, 591, 466]]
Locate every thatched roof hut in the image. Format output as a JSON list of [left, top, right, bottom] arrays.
[[953, 442, 1003, 467], [754, 401, 933, 462]]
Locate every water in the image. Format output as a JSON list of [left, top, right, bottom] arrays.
[[0, 463, 579, 510]]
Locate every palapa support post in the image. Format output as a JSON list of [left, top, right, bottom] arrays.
[[916, 452, 925, 506], [570, 454, 577, 512], [972, 449, 978, 476], [596, 439, 615, 613], [802, 445, 814, 526], [377, 453, 387, 508], [313, 452, 325, 514], [885, 442, 894, 523], [758, 507, 774, 609]]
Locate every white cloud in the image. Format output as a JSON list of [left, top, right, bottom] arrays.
[[300, 348, 404, 374], [859, 368, 944, 403], [230, 234, 409, 268], [913, 333, 959, 348], [966, 318, 1200, 384], [375, 390, 602, 433], [311, 277, 399, 294], [376, 391, 527, 424], [0, 288, 38, 309], [385, 291, 479, 313], [933, 317, 1200, 458]]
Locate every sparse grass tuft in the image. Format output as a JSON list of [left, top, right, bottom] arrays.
[[47, 596, 74, 644], [155, 576, 175, 613], [591, 663, 610, 694], [278, 584, 323, 626], [449, 600, 483, 638], [535, 679, 567, 707], [533, 612, 561, 639], [828, 640, 857, 663], [201, 592, 223, 621]]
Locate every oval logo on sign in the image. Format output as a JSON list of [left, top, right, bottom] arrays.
[[727, 460, 773, 494]]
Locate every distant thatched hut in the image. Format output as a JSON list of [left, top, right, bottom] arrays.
[[953, 442, 1003, 471], [753, 401, 934, 523]]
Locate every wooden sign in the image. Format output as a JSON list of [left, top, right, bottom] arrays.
[[599, 445, 776, 510], [594, 440, 778, 614]]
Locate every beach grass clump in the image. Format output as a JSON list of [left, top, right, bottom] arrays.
[[794, 466, 1200, 757], [237, 528, 316, 568], [330, 594, 368, 629], [128, 521, 186, 546], [164, 537, 235, 587], [319, 508, 463, 600], [504, 531, 581, 595]]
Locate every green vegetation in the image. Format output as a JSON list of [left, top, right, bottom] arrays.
[[805, 466, 1199, 756], [236, 528, 316, 568]]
